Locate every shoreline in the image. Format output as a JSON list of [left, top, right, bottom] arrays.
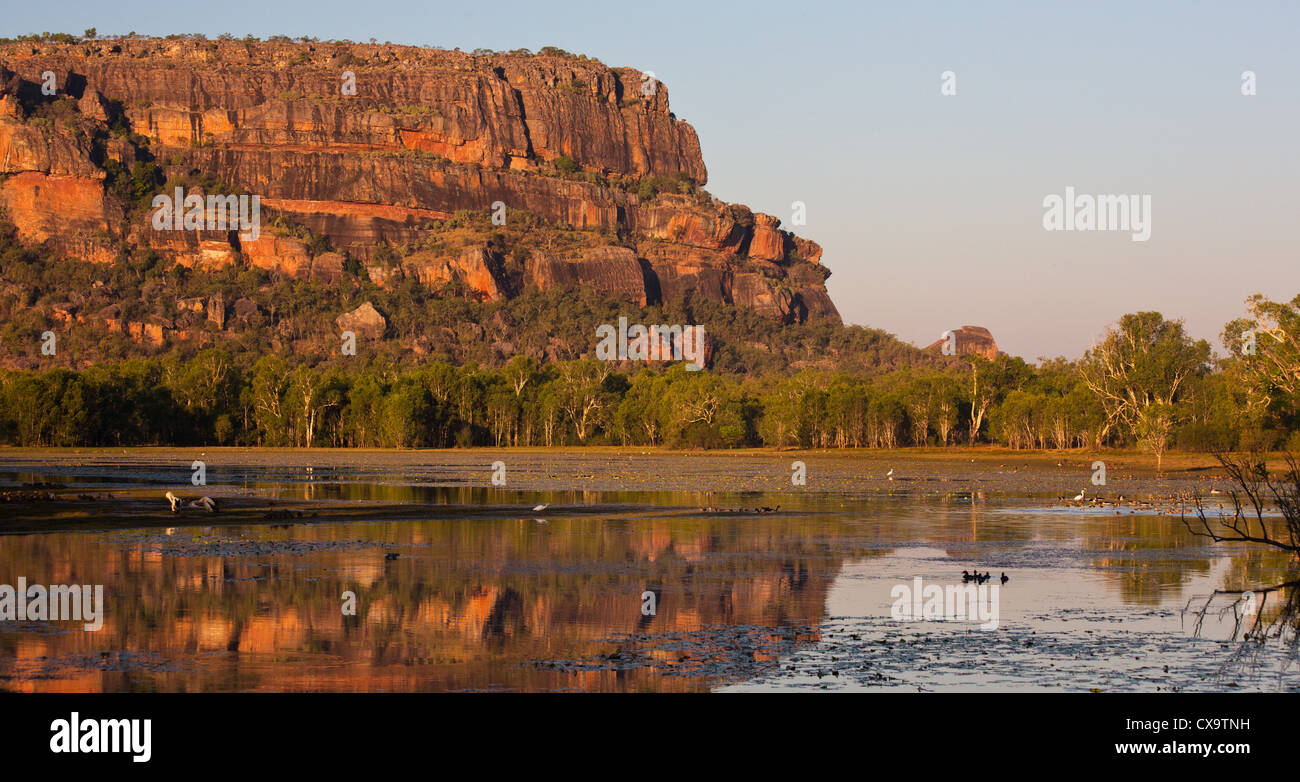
[[0, 448, 1256, 532], [0, 444, 1273, 466]]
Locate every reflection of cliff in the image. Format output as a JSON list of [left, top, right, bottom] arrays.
[[6, 494, 1278, 692], [0, 516, 855, 692]]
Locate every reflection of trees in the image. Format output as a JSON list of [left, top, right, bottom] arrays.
[[1184, 581, 1300, 684], [482, 588, 526, 643], [1180, 453, 1300, 680], [1087, 514, 1211, 605], [1185, 581, 1299, 642], [923, 497, 1263, 606]]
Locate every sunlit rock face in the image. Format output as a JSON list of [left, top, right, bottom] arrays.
[[926, 326, 1002, 360], [528, 246, 649, 305], [0, 38, 840, 325]]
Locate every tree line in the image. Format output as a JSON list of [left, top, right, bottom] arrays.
[[2, 297, 1298, 455]]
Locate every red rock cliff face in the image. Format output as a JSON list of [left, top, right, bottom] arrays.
[[0, 38, 839, 324]]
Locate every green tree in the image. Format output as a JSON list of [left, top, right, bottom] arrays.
[[379, 382, 431, 448], [556, 359, 611, 442], [250, 356, 291, 445], [1079, 312, 1210, 455], [1137, 401, 1177, 471], [615, 369, 669, 445], [1222, 293, 1300, 421], [963, 355, 1030, 444]]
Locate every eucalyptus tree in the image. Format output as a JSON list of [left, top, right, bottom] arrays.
[[1222, 293, 1300, 418], [1079, 312, 1210, 463], [963, 354, 1030, 444]]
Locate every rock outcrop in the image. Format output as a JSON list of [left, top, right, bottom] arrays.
[[926, 326, 1001, 360], [0, 37, 840, 326], [336, 301, 387, 340], [401, 246, 505, 301], [528, 246, 649, 305]]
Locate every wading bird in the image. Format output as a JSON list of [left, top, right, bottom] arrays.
[[165, 491, 218, 513], [1071, 489, 1085, 502], [532, 503, 549, 512], [1000, 572, 1009, 584]]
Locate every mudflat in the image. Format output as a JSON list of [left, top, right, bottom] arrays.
[[0, 446, 1241, 534], [0, 445, 1239, 495]]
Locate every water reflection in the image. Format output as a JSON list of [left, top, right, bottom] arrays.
[[1, 478, 1296, 692]]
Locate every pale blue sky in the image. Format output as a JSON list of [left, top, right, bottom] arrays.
[[6, 0, 1298, 359]]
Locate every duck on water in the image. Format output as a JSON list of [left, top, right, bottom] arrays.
[[962, 570, 1007, 585]]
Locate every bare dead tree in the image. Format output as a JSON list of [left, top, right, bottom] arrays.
[[1184, 581, 1300, 643], [1179, 451, 1300, 680], [1180, 451, 1300, 554], [1183, 580, 1300, 687]]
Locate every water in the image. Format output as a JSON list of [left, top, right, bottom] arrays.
[[0, 453, 1296, 692]]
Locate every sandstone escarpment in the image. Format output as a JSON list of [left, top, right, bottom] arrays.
[[0, 36, 839, 327], [0, 84, 121, 262]]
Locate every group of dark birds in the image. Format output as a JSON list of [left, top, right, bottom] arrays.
[[962, 570, 1009, 585]]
